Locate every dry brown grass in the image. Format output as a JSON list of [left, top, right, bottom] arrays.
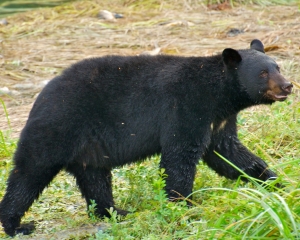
[[0, 0, 299, 138]]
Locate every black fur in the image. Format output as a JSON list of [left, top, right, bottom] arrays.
[[0, 39, 292, 236], [250, 39, 265, 53]]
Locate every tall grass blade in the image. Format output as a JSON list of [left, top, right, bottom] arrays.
[[0, 98, 10, 129], [213, 151, 263, 187], [242, 209, 268, 239]]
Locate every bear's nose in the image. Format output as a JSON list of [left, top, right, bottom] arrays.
[[281, 82, 293, 93]]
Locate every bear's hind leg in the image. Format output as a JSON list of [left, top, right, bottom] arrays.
[[0, 164, 62, 236], [203, 114, 277, 182], [66, 164, 128, 218]]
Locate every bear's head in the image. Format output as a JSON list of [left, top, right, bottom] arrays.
[[222, 39, 293, 104]]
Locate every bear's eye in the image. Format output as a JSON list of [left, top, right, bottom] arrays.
[[259, 70, 268, 78]]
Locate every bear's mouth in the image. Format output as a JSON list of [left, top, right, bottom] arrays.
[[265, 90, 290, 102], [274, 94, 288, 101]]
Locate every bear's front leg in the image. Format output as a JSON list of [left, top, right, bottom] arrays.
[[160, 143, 205, 201], [203, 114, 277, 182]]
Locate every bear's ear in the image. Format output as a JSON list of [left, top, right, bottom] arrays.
[[222, 48, 242, 68], [250, 39, 265, 53]]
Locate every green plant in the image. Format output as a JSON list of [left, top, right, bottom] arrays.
[[188, 151, 300, 239], [88, 199, 98, 223]]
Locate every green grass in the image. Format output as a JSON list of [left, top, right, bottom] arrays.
[[0, 95, 299, 239], [0, 0, 75, 17], [0, 98, 15, 160]]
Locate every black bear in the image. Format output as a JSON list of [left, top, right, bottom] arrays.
[[0, 39, 293, 236]]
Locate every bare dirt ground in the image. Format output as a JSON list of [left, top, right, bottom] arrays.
[[0, 1, 299, 140]]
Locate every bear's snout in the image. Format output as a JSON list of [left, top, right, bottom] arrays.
[[265, 76, 293, 102], [281, 82, 293, 94]]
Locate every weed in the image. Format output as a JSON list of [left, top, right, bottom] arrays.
[[88, 200, 99, 223]]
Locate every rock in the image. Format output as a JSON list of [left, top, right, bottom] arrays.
[[114, 13, 124, 19], [0, 87, 10, 95], [0, 19, 8, 25], [226, 28, 244, 37], [98, 10, 116, 22], [98, 10, 124, 22], [0, 87, 20, 96]]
